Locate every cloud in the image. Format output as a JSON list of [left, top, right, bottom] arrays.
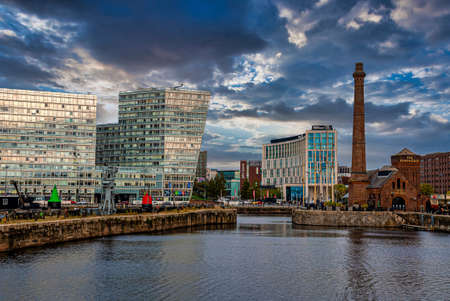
[[315, 0, 330, 8], [338, 1, 384, 30], [0, 0, 449, 170], [391, 0, 450, 41], [276, 4, 317, 48], [0, 28, 17, 38]]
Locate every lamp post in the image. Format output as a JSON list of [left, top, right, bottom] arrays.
[[74, 151, 80, 203], [4, 166, 8, 196]]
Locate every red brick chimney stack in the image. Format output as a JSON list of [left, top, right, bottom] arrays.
[[349, 62, 369, 206]]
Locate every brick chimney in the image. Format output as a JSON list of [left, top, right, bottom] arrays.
[[349, 62, 369, 206]]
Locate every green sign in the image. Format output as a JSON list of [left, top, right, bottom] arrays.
[[48, 185, 61, 203]]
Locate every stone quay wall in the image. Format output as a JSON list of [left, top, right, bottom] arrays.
[[397, 212, 450, 233], [0, 209, 236, 252], [236, 206, 293, 216], [292, 210, 405, 228]]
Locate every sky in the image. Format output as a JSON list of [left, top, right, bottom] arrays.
[[0, 0, 449, 170]]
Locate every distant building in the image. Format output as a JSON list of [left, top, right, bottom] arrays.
[[195, 151, 207, 180], [0, 88, 97, 202], [206, 168, 218, 181], [421, 152, 450, 194], [240, 160, 261, 189], [338, 165, 351, 185], [262, 125, 338, 203], [96, 87, 210, 203], [218, 170, 240, 199]]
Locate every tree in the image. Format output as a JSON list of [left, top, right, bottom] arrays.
[[420, 183, 433, 196], [240, 180, 251, 200], [206, 174, 226, 200], [249, 182, 262, 200], [215, 174, 226, 199], [192, 180, 207, 200], [334, 184, 348, 201]]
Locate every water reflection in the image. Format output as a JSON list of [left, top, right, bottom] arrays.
[[344, 229, 377, 300], [0, 216, 449, 301]]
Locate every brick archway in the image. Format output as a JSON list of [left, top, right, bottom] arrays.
[[392, 196, 406, 210]]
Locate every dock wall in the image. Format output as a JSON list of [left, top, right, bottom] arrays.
[[0, 209, 236, 252], [292, 210, 450, 233], [236, 206, 293, 216], [292, 210, 405, 228]]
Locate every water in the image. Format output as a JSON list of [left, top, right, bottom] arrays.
[[1, 215, 449, 300]]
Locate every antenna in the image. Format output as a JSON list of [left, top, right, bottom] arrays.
[[173, 83, 184, 90]]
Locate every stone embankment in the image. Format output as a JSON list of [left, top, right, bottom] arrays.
[[397, 212, 450, 233], [0, 209, 236, 252], [236, 206, 293, 216], [292, 210, 405, 228], [292, 210, 450, 233]]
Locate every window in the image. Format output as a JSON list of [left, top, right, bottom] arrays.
[[402, 182, 405, 190], [397, 178, 400, 189]]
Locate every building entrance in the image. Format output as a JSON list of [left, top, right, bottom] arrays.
[[392, 197, 405, 210]]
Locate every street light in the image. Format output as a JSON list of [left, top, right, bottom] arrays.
[[4, 166, 8, 196], [74, 151, 80, 203]]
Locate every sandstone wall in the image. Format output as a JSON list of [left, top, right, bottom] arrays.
[[236, 206, 293, 216], [0, 209, 236, 252], [397, 212, 450, 233], [292, 210, 405, 228]]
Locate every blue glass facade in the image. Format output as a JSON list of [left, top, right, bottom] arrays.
[[96, 88, 210, 203]]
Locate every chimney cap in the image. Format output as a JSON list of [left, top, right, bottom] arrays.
[[355, 62, 364, 71]]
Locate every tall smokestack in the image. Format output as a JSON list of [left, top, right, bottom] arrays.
[[349, 62, 368, 206]]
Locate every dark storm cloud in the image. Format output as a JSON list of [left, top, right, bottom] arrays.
[[209, 96, 411, 125], [1, 0, 449, 169], [4, 0, 267, 80], [0, 55, 59, 88]]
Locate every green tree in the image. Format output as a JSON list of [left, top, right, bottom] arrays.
[[192, 180, 207, 200], [250, 182, 262, 199], [215, 174, 226, 198], [206, 174, 226, 199], [334, 184, 348, 201], [420, 183, 433, 196], [241, 180, 251, 200]]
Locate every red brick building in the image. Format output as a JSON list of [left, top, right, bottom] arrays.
[[348, 62, 421, 210], [366, 162, 420, 211], [391, 148, 421, 191], [421, 152, 450, 194], [240, 160, 261, 189]]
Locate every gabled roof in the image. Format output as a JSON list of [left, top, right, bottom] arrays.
[[393, 148, 416, 156], [367, 167, 397, 189]]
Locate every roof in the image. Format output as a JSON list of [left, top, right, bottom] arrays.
[[393, 148, 417, 156], [367, 166, 397, 189], [270, 134, 304, 144]]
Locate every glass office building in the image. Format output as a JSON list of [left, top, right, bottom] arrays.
[[262, 125, 337, 203], [0, 88, 97, 202], [96, 88, 210, 203]]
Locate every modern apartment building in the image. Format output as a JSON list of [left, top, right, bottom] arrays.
[[96, 87, 210, 203], [421, 152, 450, 195], [0, 88, 97, 202], [262, 125, 337, 203]]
